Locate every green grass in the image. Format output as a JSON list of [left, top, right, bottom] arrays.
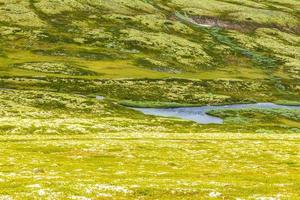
[[274, 100, 300, 106], [1, 77, 294, 105], [118, 100, 203, 108], [0, 133, 300, 199], [0, 89, 299, 199], [207, 108, 300, 132], [0, 0, 300, 199]]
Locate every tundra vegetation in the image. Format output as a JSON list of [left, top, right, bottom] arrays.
[[0, 0, 299, 199]]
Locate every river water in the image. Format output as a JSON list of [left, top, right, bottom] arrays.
[[131, 103, 300, 124]]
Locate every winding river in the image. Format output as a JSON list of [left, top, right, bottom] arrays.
[[131, 103, 300, 124]]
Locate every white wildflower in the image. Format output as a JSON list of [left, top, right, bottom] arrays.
[[97, 193, 112, 197], [69, 196, 91, 200], [38, 189, 46, 196], [26, 184, 41, 188], [209, 191, 222, 198], [95, 184, 132, 194], [0, 195, 13, 200]]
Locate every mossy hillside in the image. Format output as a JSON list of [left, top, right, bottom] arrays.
[[33, 0, 158, 16], [170, 0, 300, 28], [103, 14, 194, 34], [0, 0, 46, 27], [120, 28, 212, 71], [228, 28, 300, 79], [0, 0, 299, 78]]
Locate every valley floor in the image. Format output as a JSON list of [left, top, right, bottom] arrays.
[[0, 86, 299, 199], [0, 133, 300, 200]]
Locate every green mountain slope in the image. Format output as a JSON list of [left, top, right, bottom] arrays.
[[0, 0, 299, 103], [0, 0, 299, 78]]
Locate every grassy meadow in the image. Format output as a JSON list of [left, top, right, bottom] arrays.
[[0, 0, 300, 199]]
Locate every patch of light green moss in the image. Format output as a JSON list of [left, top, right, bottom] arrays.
[[0, 1, 46, 27], [228, 28, 300, 78], [105, 14, 194, 34], [34, 0, 157, 15], [120, 29, 211, 69], [12, 62, 97, 76]]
